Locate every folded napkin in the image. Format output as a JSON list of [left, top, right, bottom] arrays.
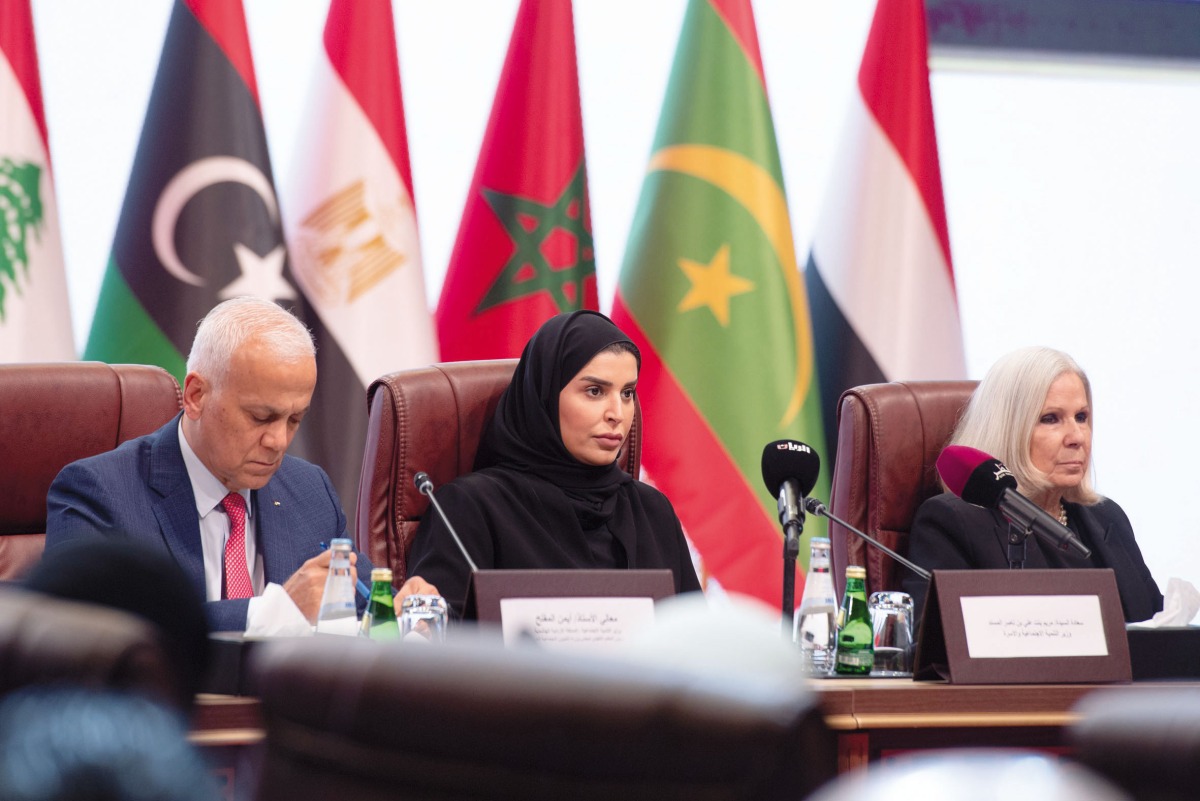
[[1129, 577, 1200, 628], [244, 582, 314, 637]]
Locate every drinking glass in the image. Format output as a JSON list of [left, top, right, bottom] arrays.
[[399, 594, 448, 643], [868, 591, 914, 676]]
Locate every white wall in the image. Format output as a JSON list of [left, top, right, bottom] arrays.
[[33, 0, 1200, 598]]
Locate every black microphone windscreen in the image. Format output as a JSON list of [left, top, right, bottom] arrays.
[[761, 440, 820, 497], [959, 458, 1018, 508]]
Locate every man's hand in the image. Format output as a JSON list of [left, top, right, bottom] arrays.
[[396, 575, 439, 604], [284, 549, 359, 623]]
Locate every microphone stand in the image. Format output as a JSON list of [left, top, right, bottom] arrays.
[[777, 484, 804, 639], [805, 498, 931, 582], [1006, 523, 1028, 570]]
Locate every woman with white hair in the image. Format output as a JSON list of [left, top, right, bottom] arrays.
[[903, 346, 1162, 623]]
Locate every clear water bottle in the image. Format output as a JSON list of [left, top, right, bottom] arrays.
[[794, 536, 837, 674], [315, 538, 358, 636]]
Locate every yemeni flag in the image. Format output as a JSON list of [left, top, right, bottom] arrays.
[[0, 0, 74, 362], [613, 0, 828, 608], [436, 0, 597, 361], [284, 0, 438, 519], [84, 0, 295, 383], [805, 0, 966, 454]]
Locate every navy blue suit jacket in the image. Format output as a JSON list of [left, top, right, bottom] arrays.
[[45, 415, 371, 632], [903, 493, 1163, 625]]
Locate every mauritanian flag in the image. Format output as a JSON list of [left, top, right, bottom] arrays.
[[613, 0, 828, 607], [805, 0, 966, 454], [436, 0, 597, 361], [85, 0, 295, 382], [0, 0, 74, 362], [285, 0, 437, 516]]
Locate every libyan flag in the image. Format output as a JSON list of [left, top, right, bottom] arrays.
[[613, 0, 828, 609], [84, 0, 296, 380], [435, 0, 598, 362]]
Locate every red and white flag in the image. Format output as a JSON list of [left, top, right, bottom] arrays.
[[285, 0, 437, 510], [0, 1, 73, 362], [804, 0, 966, 452]]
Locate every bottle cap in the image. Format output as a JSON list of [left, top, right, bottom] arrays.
[[845, 565, 866, 579], [328, 537, 353, 553], [371, 567, 394, 583]]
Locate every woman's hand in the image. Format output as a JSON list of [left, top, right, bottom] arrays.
[[396, 575, 440, 602]]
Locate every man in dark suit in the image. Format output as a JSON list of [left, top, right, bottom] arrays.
[[46, 296, 436, 632]]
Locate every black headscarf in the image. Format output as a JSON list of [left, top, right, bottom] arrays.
[[476, 310, 640, 501]]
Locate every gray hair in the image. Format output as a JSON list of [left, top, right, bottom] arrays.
[[951, 346, 1099, 505], [186, 297, 314, 388]]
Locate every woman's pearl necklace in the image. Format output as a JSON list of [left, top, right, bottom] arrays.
[[1057, 501, 1068, 526]]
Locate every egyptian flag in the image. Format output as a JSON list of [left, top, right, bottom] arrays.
[[804, 0, 966, 454], [436, 0, 597, 361], [0, 0, 74, 362], [613, 0, 828, 606], [84, 0, 295, 382], [284, 0, 438, 517]]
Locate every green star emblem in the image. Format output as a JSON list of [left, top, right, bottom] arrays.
[[475, 164, 595, 315]]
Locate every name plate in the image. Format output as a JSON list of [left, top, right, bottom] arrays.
[[960, 595, 1109, 658], [462, 569, 675, 629], [914, 569, 1131, 684], [500, 596, 655, 650]]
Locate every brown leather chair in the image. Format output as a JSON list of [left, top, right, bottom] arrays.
[[0, 362, 183, 580], [250, 634, 834, 801], [1071, 688, 1200, 801], [827, 381, 976, 596], [0, 586, 181, 707], [356, 360, 642, 583]]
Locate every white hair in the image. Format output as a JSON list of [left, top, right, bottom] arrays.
[[186, 297, 314, 388], [952, 346, 1100, 505]]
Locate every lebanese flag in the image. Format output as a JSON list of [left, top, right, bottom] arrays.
[[614, 0, 828, 607], [0, 0, 74, 361], [284, 0, 437, 514], [436, 0, 597, 361], [804, 0, 966, 453]]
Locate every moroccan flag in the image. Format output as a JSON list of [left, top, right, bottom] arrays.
[[284, 0, 438, 516], [805, 0, 966, 454], [613, 0, 828, 608], [436, 0, 597, 361], [84, 0, 295, 383], [0, 0, 73, 362]]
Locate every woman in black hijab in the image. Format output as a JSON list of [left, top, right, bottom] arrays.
[[407, 310, 703, 617]]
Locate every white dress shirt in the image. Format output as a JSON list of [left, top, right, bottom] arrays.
[[177, 419, 266, 603]]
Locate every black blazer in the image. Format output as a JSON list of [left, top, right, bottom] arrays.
[[903, 492, 1163, 624]]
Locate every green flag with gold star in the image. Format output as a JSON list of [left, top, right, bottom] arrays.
[[436, 0, 597, 360], [612, 0, 828, 608]]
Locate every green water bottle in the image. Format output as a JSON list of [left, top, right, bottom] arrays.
[[363, 567, 399, 640], [834, 565, 874, 675]]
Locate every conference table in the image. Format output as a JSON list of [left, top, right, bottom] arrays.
[[815, 677, 1112, 772], [188, 675, 1200, 799]]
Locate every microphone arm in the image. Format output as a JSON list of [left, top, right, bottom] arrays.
[[805, 497, 932, 582], [414, 471, 479, 573]]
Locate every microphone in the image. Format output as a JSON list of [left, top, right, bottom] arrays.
[[413, 471, 479, 572], [760, 440, 821, 532], [761, 440, 821, 638], [935, 445, 1092, 559], [803, 497, 932, 581]]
